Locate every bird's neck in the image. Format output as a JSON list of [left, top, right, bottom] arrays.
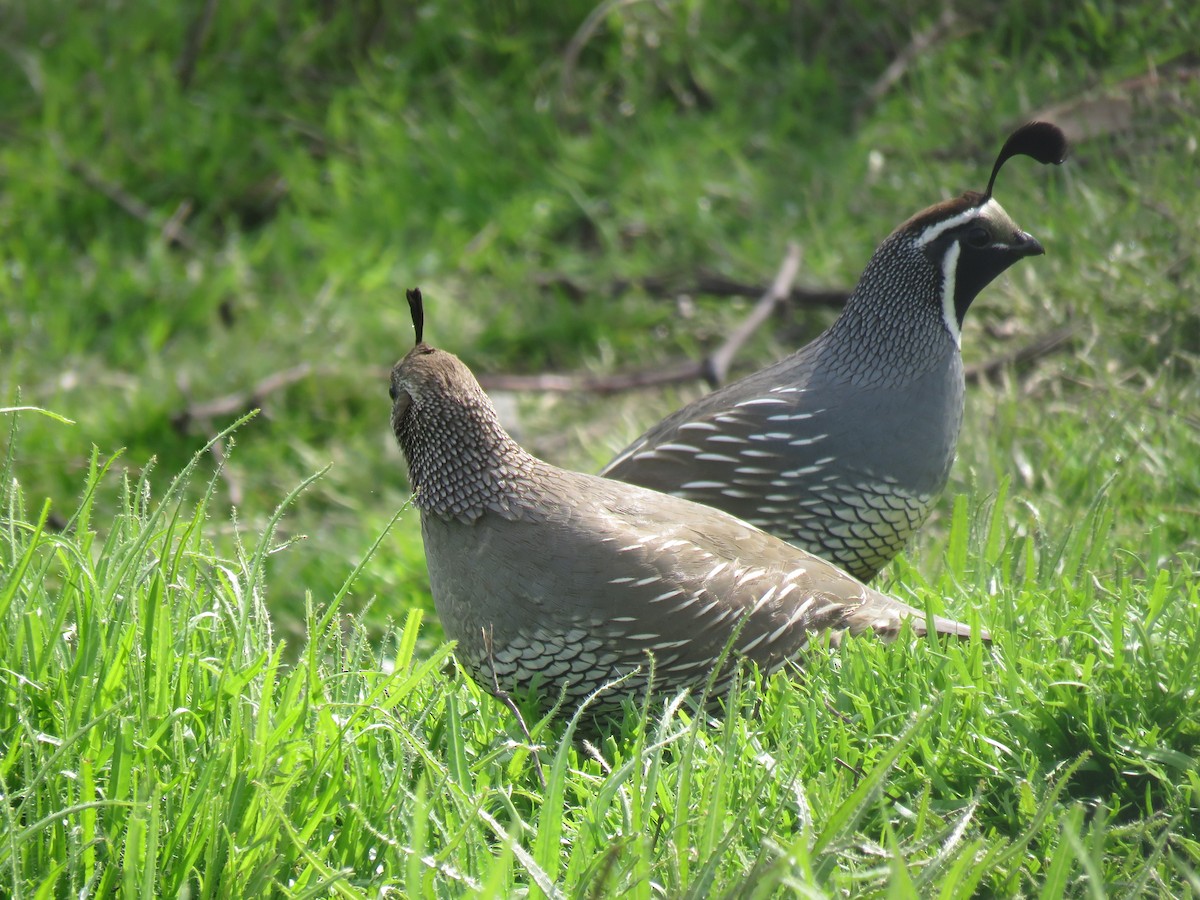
[[397, 394, 541, 522], [821, 238, 958, 385]]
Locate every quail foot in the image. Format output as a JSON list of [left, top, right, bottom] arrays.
[[603, 122, 1068, 582], [390, 290, 989, 716]]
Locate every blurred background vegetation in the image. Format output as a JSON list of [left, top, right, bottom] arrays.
[[2, 0, 1197, 641]]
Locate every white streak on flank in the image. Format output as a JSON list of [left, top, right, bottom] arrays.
[[769, 385, 805, 394], [665, 658, 709, 672], [714, 415, 744, 424], [611, 616, 638, 623], [735, 397, 790, 407], [783, 598, 816, 628], [734, 466, 773, 475], [915, 198, 994, 247], [678, 421, 719, 431], [681, 480, 728, 490], [706, 434, 750, 444], [782, 465, 822, 477], [672, 596, 699, 612], [740, 449, 780, 459], [766, 618, 795, 644], [650, 638, 691, 650], [749, 432, 792, 441], [720, 488, 755, 498], [785, 566, 808, 580], [749, 585, 778, 615], [768, 411, 814, 422], [768, 602, 816, 643], [626, 633, 660, 641], [739, 631, 769, 653], [707, 607, 736, 626], [705, 562, 730, 580], [788, 434, 828, 447], [735, 567, 767, 586], [656, 539, 690, 551], [940, 239, 962, 347], [655, 442, 701, 454], [696, 453, 739, 463], [609, 576, 635, 584], [650, 588, 685, 603], [618, 543, 647, 553], [633, 575, 661, 586], [776, 582, 799, 602], [631, 450, 660, 462]]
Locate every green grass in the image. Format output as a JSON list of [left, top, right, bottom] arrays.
[[2, 416, 1197, 895], [2, 0, 1199, 893]]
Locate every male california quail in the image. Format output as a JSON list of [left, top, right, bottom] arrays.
[[390, 290, 987, 715], [602, 123, 1068, 582]]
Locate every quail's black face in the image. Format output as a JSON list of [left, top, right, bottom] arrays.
[[909, 195, 1043, 342]]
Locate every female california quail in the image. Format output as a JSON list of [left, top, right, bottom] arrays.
[[602, 123, 1068, 582], [390, 290, 988, 715]]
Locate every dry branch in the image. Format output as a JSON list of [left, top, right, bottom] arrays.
[[1031, 64, 1200, 145], [964, 325, 1076, 384], [62, 151, 201, 252], [858, 8, 961, 117], [167, 323, 1077, 433], [533, 270, 849, 310], [485, 242, 804, 394], [172, 363, 315, 431], [176, 0, 220, 90], [702, 241, 802, 386]]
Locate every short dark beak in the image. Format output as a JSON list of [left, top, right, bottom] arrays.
[[1015, 230, 1045, 258]]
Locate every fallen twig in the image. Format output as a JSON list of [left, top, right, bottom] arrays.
[[479, 360, 704, 395], [702, 241, 802, 386], [172, 362, 315, 431], [559, 0, 649, 113], [61, 150, 201, 253], [207, 436, 244, 506], [533, 270, 849, 309], [1031, 64, 1200, 144], [858, 8, 961, 118], [168, 305, 1076, 435], [480, 323, 1078, 396], [964, 325, 1077, 384], [176, 0, 220, 90], [484, 242, 807, 394]]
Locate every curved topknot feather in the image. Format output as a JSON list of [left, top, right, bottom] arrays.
[[406, 287, 425, 346], [985, 121, 1068, 198]]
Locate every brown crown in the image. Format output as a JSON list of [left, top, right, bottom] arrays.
[[895, 190, 986, 236]]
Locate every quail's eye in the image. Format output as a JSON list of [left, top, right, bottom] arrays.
[[965, 226, 991, 248], [389, 384, 398, 401]]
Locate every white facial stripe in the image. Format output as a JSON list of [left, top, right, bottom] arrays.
[[941, 240, 962, 346], [915, 197, 1000, 247]]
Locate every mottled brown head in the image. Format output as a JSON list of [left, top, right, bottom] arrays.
[[388, 288, 487, 436], [388, 289, 535, 520]]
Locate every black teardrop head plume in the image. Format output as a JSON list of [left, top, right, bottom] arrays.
[[985, 121, 1068, 198], [406, 288, 424, 345]]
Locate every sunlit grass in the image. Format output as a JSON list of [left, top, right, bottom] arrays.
[[2, 0, 1199, 893]]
